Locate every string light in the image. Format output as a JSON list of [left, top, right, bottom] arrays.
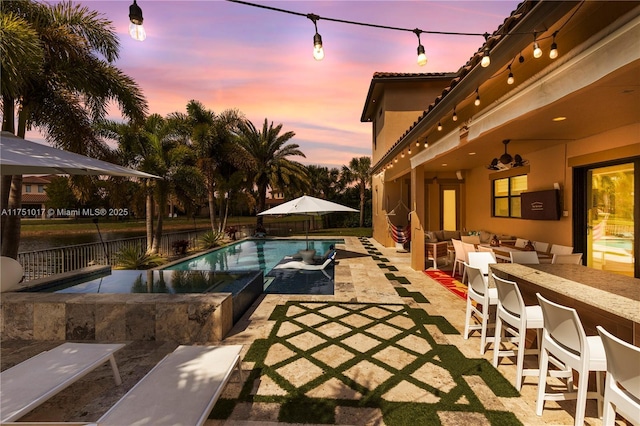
[[549, 31, 559, 59], [401, 151, 405, 158], [128, 0, 146, 41], [474, 88, 480, 106], [424, 137, 428, 148], [416, 140, 420, 147], [437, 122, 442, 131], [452, 106, 458, 121], [408, 147, 412, 155], [533, 33, 543, 58], [414, 29, 427, 66], [480, 33, 490, 67], [308, 14, 324, 61], [507, 65, 514, 84]]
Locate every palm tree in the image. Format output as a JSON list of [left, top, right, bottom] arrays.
[[342, 156, 372, 227], [1, 0, 147, 258], [237, 119, 308, 227], [171, 101, 245, 233]]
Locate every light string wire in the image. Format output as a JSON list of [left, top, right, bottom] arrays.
[[226, 0, 511, 38]]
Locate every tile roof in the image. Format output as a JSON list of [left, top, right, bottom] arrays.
[[21, 193, 48, 203]]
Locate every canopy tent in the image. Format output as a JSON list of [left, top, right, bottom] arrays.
[[258, 195, 359, 249], [0, 132, 158, 178]]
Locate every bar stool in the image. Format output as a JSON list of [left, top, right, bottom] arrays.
[[463, 263, 497, 354], [536, 293, 606, 426], [596, 326, 640, 425], [492, 275, 572, 390]]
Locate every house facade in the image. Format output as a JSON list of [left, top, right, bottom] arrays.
[[362, 1, 639, 278], [21, 176, 52, 218]]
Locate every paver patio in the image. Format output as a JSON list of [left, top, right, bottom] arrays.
[[1, 236, 614, 425]]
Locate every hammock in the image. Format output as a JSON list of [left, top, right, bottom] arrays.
[[388, 219, 411, 244]]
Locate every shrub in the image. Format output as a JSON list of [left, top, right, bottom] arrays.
[[115, 245, 165, 269], [199, 230, 223, 249]]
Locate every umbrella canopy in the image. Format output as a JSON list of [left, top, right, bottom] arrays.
[[258, 195, 359, 217], [0, 132, 158, 178], [258, 195, 358, 249]]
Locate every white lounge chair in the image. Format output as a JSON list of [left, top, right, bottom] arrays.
[[97, 345, 243, 426], [274, 250, 336, 270], [0, 343, 125, 423]]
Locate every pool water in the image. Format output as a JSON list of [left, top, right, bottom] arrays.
[[33, 269, 261, 294], [166, 239, 342, 273], [166, 239, 344, 295]]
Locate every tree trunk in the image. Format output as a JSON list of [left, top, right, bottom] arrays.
[[146, 179, 154, 252], [207, 184, 217, 233], [1, 176, 23, 258], [256, 183, 267, 227], [359, 181, 366, 227], [1, 99, 15, 239], [151, 184, 167, 254]]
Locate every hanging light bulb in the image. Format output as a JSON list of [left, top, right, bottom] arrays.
[[533, 34, 542, 58], [308, 14, 324, 61], [424, 138, 428, 148], [401, 151, 405, 158], [437, 122, 442, 131], [507, 65, 515, 85], [474, 88, 481, 106], [480, 34, 491, 67], [416, 140, 420, 147], [128, 0, 146, 41], [394, 157, 398, 163], [549, 32, 559, 59], [518, 52, 525, 63], [414, 29, 427, 66], [408, 147, 412, 155], [452, 107, 458, 121]]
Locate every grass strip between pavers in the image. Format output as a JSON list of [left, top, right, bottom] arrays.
[[395, 287, 429, 303], [211, 301, 522, 425]]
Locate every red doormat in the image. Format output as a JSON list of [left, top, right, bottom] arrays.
[[424, 269, 468, 300]]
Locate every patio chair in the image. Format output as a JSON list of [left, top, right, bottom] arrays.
[[460, 241, 477, 283], [515, 238, 529, 248], [0, 256, 24, 292], [451, 239, 466, 278], [467, 251, 496, 282], [596, 326, 640, 425], [510, 251, 540, 264], [0, 342, 125, 423], [461, 235, 480, 245], [274, 250, 336, 270], [97, 345, 243, 426], [550, 244, 574, 255], [533, 241, 550, 253]]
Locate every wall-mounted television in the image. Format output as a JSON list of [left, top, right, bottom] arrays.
[[521, 189, 561, 220]]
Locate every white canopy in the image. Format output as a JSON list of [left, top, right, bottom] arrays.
[[0, 132, 158, 178], [258, 195, 359, 217]]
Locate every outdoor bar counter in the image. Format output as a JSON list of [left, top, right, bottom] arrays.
[[490, 263, 640, 345]]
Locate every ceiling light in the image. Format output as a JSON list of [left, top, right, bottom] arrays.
[[128, 0, 146, 41], [487, 139, 527, 170], [414, 30, 427, 66], [552, 116, 567, 121]]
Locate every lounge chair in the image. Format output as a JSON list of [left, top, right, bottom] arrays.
[[96, 344, 243, 426], [0, 343, 125, 423], [274, 250, 336, 270], [284, 245, 334, 262]]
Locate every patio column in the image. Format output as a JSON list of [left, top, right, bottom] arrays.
[[410, 166, 425, 270]]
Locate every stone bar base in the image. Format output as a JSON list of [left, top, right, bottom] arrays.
[[0, 292, 233, 343]]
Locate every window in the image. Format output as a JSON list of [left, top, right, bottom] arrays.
[[25, 185, 32, 193], [38, 185, 44, 193], [493, 175, 527, 218]]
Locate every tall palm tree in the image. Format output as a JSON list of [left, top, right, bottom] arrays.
[[342, 156, 372, 227], [171, 101, 245, 233], [237, 119, 307, 226], [1, 0, 147, 258]]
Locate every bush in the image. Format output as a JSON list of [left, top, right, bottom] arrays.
[[115, 245, 165, 269], [171, 239, 190, 254], [199, 230, 223, 249]]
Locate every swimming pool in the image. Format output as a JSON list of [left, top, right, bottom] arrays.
[[166, 238, 344, 295], [166, 239, 343, 273]]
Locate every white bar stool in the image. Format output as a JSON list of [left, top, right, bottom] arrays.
[[536, 293, 606, 426], [596, 326, 640, 425], [463, 263, 497, 354]]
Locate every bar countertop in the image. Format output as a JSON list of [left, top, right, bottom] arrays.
[[490, 263, 640, 323]]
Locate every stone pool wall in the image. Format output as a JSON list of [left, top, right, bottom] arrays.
[[0, 292, 233, 343]]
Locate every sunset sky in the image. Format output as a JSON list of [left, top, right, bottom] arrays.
[[32, 0, 520, 168]]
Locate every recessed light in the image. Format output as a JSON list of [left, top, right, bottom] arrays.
[[442, 163, 448, 167], [468, 152, 476, 155], [552, 116, 567, 121]]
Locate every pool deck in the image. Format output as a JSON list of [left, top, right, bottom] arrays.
[[0, 236, 616, 425]]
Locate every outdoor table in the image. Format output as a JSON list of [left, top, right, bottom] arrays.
[[490, 263, 640, 345]]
